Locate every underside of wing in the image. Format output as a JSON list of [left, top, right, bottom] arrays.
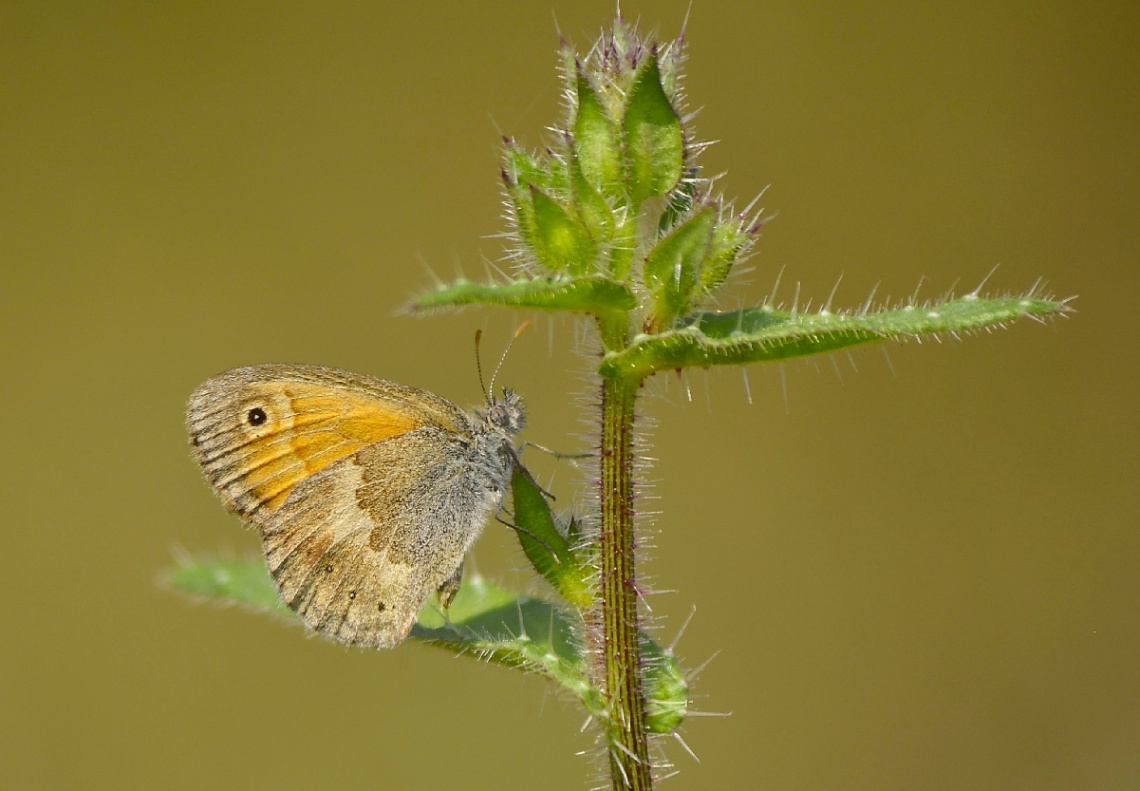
[[186, 364, 469, 523], [258, 429, 495, 648]]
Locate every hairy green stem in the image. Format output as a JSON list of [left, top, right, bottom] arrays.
[[597, 316, 652, 790]]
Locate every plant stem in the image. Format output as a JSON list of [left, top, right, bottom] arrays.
[[597, 316, 652, 790]]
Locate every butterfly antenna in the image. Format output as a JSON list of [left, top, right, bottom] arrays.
[[474, 329, 488, 400], [488, 321, 532, 398]]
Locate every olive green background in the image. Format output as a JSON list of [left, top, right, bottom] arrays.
[[2, 2, 1137, 789]]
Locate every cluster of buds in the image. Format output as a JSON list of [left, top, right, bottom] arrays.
[[500, 20, 761, 335]]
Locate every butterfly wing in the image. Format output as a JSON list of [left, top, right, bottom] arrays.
[[187, 364, 466, 520], [260, 427, 498, 646], [186, 364, 497, 647]]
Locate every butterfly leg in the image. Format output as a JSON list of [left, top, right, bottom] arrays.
[[437, 560, 464, 610], [495, 507, 561, 565], [516, 440, 594, 464], [504, 448, 570, 506]]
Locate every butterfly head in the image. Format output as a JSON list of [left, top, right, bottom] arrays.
[[475, 323, 530, 441], [485, 387, 526, 436]]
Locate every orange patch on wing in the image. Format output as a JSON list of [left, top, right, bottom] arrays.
[[256, 472, 309, 512], [288, 387, 424, 444], [244, 386, 425, 512]]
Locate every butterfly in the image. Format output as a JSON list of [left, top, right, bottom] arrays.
[[186, 362, 525, 648]]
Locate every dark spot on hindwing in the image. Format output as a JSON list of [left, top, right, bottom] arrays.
[[348, 590, 356, 600], [377, 601, 386, 612], [247, 407, 267, 426]]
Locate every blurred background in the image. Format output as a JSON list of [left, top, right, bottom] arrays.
[[2, 1, 1137, 789]]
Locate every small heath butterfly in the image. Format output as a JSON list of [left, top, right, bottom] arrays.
[[186, 360, 526, 648]]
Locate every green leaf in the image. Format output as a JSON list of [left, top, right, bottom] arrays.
[[599, 292, 1069, 380], [622, 53, 683, 207], [571, 153, 615, 249], [166, 555, 688, 732], [510, 468, 593, 609], [574, 67, 622, 194], [640, 636, 688, 735], [167, 557, 606, 719], [166, 556, 291, 615], [643, 207, 715, 328], [607, 214, 637, 280], [410, 579, 602, 713], [657, 171, 698, 235], [701, 218, 752, 293], [501, 143, 544, 258], [408, 275, 636, 316], [502, 141, 547, 191], [530, 186, 597, 275]]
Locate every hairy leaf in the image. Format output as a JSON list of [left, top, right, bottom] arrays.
[[166, 557, 688, 732], [643, 207, 715, 327], [530, 186, 597, 275], [510, 468, 593, 609], [574, 68, 622, 194], [623, 54, 683, 207], [409, 275, 636, 315], [599, 293, 1068, 380]]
